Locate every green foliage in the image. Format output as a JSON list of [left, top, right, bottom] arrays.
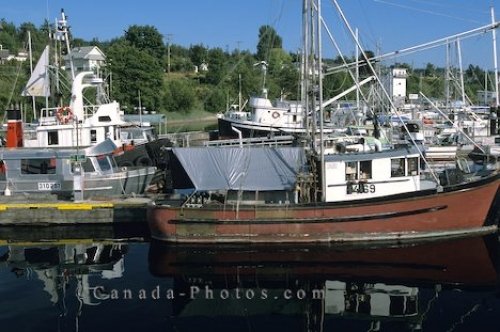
[[203, 47, 228, 85], [189, 44, 208, 67], [256, 25, 283, 61], [107, 40, 163, 112], [163, 79, 196, 114], [203, 87, 227, 113], [125, 25, 165, 61]]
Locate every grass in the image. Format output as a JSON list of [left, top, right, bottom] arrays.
[[164, 109, 218, 133]]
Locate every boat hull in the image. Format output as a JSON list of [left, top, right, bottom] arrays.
[[148, 174, 500, 243], [217, 117, 334, 139]]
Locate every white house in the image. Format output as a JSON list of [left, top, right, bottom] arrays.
[[391, 68, 407, 108], [64, 46, 106, 74]]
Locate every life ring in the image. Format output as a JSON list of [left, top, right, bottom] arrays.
[[272, 111, 280, 119], [422, 117, 433, 125], [56, 106, 73, 124]]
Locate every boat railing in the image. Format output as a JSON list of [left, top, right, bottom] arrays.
[[204, 135, 296, 147], [39, 105, 100, 125]]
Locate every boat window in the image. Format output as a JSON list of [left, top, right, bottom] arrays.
[[359, 161, 372, 180], [345, 161, 358, 181], [98, 116, 112, 122], [48, 131, 58, 146], [120, 132, 130, 140], [72, 159, 94, 173], [408, 157, 419, 175], [391, 158, 405, 177], [21, 158, 56, 175], [96, 155, 111, 172], [90, 130, 97, 143]]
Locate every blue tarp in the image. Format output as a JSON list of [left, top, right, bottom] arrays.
[[172, 146, 306, 191]]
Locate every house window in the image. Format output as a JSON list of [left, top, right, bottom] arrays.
[[48, 131, 58, 145], [408, 157, 419, 175], [391, 158, 405, 177], [359, 161, 372, 180], [345, 161, 358, 181], [21, 158, 56, 175]]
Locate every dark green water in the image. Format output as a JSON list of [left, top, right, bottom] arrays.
[[1, 226, 500, 331]]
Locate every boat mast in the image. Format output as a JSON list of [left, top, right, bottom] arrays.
[[27, 31, 37, 120], [58, 9, 75, 81], [491, 6, 499, 108], [445, 41, 451, 111], [355, 28, 360, 114], [315, 0, 326, 202], [301, 0, 310, 133], [457, 39, 466, 107]]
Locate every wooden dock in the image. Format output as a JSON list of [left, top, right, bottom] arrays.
[[0, 196, 151, 225]]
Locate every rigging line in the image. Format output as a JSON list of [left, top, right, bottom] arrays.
[[261, 0, 287, 63], [406, 0, 490, 15], [332, 0, 442, 186], [373, 0, 483, 24], [4, 61, 23, 122], [420, 92, 486, 153], [319, 14, 372, 107], [354, 0, 378, 45]]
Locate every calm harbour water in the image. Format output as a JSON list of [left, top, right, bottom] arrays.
[[1, 225, 500, 332]]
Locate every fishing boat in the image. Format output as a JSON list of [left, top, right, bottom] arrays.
[[148, 0, 499, 244], [217, 96, 320, 138], [19, 9, 171, 168], [0, 109, 156, 200], [148, 144, 499, 243]]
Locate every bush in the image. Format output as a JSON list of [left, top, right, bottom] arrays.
[[163, 79, 196, 114]]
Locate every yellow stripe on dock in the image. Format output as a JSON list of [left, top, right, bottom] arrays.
[[0, 202, 114, 210], [0, 239, 118, 246]]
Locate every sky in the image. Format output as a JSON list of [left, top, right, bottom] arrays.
[[2, 0, 500, 69]]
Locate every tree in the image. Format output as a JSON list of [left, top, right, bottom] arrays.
[[163, 79, 196, 113], [203, 87, 227, 113], [424, 63, 437, 77], [124, 25, 165, 61], [358, 50, 376, 77], [203, 47, 228, 85], [0, 19, 18, 51], [256, 25, 282, 61], [107, 40, 164, 112], [189, 44, 208, 67]]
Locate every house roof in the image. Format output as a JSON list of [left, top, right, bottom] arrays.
[[68, 46, 106, 61]]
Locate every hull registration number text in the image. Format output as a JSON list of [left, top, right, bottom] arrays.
[[38, 182, 62, 191]]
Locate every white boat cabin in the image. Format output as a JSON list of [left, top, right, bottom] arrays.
[[23, 72, 156, 149], [324, 147, 423, 202], [248, 97, 306, 129]]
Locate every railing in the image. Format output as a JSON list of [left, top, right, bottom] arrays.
[[39, 105, 100, 125]]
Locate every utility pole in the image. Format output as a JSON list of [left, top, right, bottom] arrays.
[[166, 34, 173, 74]]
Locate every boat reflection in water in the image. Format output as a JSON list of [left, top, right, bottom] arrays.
[[0, 226, 134, 330], [1, 240, 127, 305], [149, 235, 500, 331]]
